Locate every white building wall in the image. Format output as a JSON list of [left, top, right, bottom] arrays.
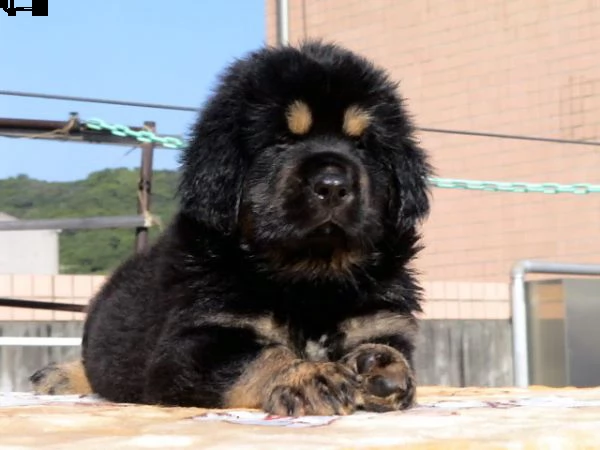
[[0, 213, 59, 275]]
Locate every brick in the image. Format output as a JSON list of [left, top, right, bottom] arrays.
[[53, 275, 73, 298], [11, 275, 33, 298], [10, 308, 34, 321], [91, 275, 107, 293], [72, 275, 94, 298], [0, 306, 13, 320], [32, 275, 53, 298], [0, 275, 11, 297]]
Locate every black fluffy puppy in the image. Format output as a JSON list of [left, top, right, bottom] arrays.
[[30, 41, 433, 416]]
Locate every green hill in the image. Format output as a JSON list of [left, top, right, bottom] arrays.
[[0, 168, 180, 274]]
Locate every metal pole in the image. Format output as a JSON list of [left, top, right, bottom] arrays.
[[511, 265, 529, 388], [510, 260, 600, 388], [0, 297, 85, 312], [135, 121, 155, 252], [277, 0, 289, 46], [0, 215, 146, 231]]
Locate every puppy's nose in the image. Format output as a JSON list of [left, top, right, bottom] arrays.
[[311, 166, 353, 207]]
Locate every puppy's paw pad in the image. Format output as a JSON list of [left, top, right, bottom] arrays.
[[341, 344, 416, 412]]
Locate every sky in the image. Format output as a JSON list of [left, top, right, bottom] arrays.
[[0, 0, 265, 181]]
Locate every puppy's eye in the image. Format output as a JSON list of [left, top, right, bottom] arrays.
[[274, 137, 296, 152], [354, 136, 367, 151]]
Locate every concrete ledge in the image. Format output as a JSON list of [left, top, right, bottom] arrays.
[[2, 386, 600, 448]]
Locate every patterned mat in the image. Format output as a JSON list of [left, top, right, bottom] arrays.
[[2, 387, 600, 449]]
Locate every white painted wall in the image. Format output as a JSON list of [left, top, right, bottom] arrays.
[[0, 213, 59, 275]]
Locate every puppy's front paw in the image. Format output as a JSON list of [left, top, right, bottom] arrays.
[[264, 361, 360, 416], [341, 344, 416, 412]]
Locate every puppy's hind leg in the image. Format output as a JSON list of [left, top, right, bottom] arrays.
[[30, 360, 93, 395]]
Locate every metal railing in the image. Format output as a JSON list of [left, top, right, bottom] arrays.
[[510, 260, 600, 387], [0, 298, 84, 348], [0, 337, 81, 346]]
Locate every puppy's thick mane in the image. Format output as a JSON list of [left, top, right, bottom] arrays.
[[30, 41, 433, 415]]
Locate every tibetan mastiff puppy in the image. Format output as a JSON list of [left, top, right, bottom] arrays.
[[30, 40, 432, 416]]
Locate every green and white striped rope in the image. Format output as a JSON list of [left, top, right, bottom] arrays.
[[85, 118, 600, 195], [427, 178, 600, 195], [85, 118, 187, 149]]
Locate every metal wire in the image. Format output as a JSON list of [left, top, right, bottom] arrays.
[[0, 89, 198, 112], [4, 89, 600, 147]]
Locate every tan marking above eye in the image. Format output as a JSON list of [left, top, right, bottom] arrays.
[[286, 100, 312, 135], [343, 105, 371, 137]]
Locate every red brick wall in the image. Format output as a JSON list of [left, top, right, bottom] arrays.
[[266, 0, 600, 282]]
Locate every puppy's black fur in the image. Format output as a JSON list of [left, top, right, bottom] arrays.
[[30, 41, 433, 416]]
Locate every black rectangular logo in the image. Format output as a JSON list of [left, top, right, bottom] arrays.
[[2, 0, 48, 16]]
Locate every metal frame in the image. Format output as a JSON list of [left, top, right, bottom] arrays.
[[0, 114, 161, 311], [0, 114, 161, 249], [0, 215, 147, 232], [510, 259, 600, 387], [0, 337, 81, 347]]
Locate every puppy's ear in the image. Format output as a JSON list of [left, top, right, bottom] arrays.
[[371, 91, 433, 232], [389, 137, 433, 232], [396, 138, 433, 228], [177, 97, 248, 235]]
